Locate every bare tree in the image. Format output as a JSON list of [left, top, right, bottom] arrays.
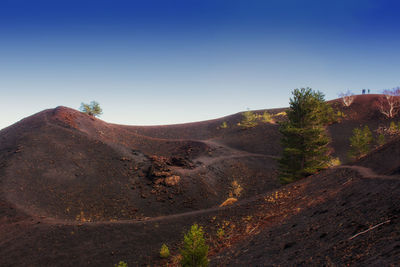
[[377, 87, 400, 118], [338, 90, 355, 107]]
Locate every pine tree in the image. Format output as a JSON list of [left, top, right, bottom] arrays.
[[279, 88, 333, 183], [349, 125, 373, 159], [180, 224, 209, 267]]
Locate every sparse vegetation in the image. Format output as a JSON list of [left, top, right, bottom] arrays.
[[238, 110, 258, 128], [160, 243, 170, 258], [216, 228, 225, 239], [349, 125, 373, 159], [377, 133, 386, 147], [228, 180, 243, 198], [220, 121, 228, 129], [114, 261, 128, 267], [339, 90, 355, 107], [275, 111, 287, 116], [279, 87, 333, 183], [390, 121, 397, 133], [261, 111, 273, 123], [180, 224, 209, 267], [337, 110, 346, 119], [80, 101, 103, 117], [376, 121, 400, 136], [328, 157, 341, 167]]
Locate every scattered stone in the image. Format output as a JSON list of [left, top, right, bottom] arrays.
[[164, 175, 181, 186], [154, 178, 164, 185]]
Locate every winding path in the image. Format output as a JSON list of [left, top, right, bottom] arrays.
[[173, 139, 278, 175], [39, 163, 399, 226], [336, 165, 400, 180]]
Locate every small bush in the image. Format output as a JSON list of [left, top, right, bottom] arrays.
[[390, 121, 397, 133], [337, 111, 346, 118], [114, 261, 128, 267], [389, 121, 400, 135], [160, 243, 170, 258], [220, 121, 228, 129], [275, 111, 287, 116], [239, 110, 258, 128], [328, 157, 341, 166], [377, 133, 385, 147], [216, 228, 225, 239], [349, 125, 373, 159], [228, 180, 243, 198], [181, 224, 209, 267], [261, 111, 273, 123]]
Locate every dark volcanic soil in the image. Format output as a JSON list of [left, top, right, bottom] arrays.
[[0, 94, 399, 266], [0, 106, 281, 221]]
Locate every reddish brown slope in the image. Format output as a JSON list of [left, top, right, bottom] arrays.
[[210, 167, 400, 266], [0, 106, 281, 222], [355, 136, 400, 175], [1, 95, 400, 266], [0, 165, 398, 266], [328, 94, 400, 162]]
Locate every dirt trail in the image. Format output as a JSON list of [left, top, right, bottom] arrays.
[[174, 139, 278, 175], [202, 139, 279, 158], [337, 165, 400, 180], [41, 192, 265, 226], [38, 164, 399, 227]]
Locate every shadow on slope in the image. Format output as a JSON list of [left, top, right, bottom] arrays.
[[0, 107, 280, 221]]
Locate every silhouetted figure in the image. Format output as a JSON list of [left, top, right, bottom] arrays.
[[368, 89, 370, 94], [362, 89, 366, 94]]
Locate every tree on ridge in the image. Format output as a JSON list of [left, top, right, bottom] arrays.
[[279, 87, 334, 183], [80, 101, 103, 117]]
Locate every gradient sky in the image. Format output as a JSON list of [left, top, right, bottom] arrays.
[[1, 0, 400, 129]]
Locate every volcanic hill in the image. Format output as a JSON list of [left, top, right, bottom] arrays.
[[0, 94, 399, 266]]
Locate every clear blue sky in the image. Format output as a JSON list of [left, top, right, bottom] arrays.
[[1, 0, 400, 129]]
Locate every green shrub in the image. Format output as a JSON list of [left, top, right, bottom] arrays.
[[114, 261, 128, 267], [160, 243, 170, 258], [390, 121, 397, 133], [349, 125, 373, 159], [261, 111, 273, 123], [336, 111, 346, 121], [377, 133, 385, 146], [328, 157, 341, 167], [180, 224, 209, 267], [220, 121, 228, 129], [216, 228, 225, 239], [239, 110, 258, 128]]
